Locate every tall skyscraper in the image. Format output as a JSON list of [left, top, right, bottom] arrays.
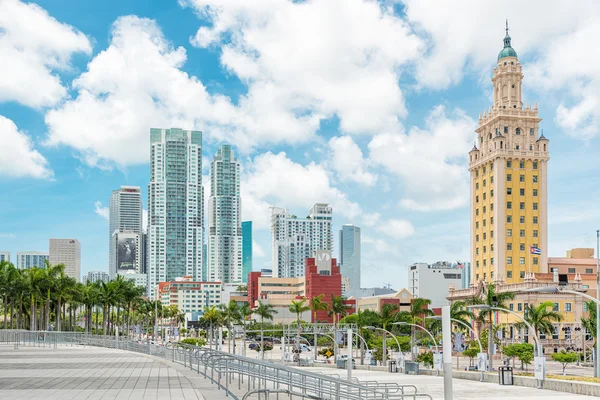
[[271, 203, 333, 278], [0, 252, 10, 263], [339, 224, 361, 296], [148, 128, 204, 298], [242, 221, 253, 283], [208, 145, 242, 283], [109, 186, 143, 278], [49, 239, 81, 281], [16, 252, 49, 269], [469, 25, 549, 285]]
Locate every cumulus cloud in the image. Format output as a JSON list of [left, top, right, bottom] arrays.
[[0, 0, 91, 108], [328, 136, 377, 186], [377, 219, 415, 239], [94, 201, 109, 220], [368, 105, 476, 212], [0, 115, 53, 179]]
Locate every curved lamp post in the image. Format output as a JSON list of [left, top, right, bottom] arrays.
[[468, 304, 543, 388], [525, 285, 600, 378], [427, 316, 484, 381], [392, 322, 439, 352], [365, 326, 400, 367]]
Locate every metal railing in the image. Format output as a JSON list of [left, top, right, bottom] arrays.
[[1, 331, 433, 400]]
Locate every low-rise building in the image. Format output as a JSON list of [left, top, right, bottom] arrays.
[[0, 252, 10, 263], [409, 261, 464, 308], [83, 271, 110, 284], [157, 276, 222, 322], [16, 251, 49, 270], [119, 272, 147, 289], [353, 288, 413, 313]]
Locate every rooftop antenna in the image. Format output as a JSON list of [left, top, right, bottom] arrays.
[[506, 19, 509, 36]]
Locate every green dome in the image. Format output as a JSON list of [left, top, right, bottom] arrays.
[[498, 45, 517, 60]]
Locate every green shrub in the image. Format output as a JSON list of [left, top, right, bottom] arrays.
[[416, 351, 434, 368], [179, 337, 206, 347]]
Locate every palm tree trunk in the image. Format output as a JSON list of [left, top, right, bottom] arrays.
[[3, 297, 8, 329], [18, 297, 23, 330], [261, 317, 264, 360], [102, 304, 108, 336], [313, 313, 317, 361], [56, 297, 62, 331], [30, 295, 35, 331], [10, 299, 15, 329], [488, 313, 494, 371]]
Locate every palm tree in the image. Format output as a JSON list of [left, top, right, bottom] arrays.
[[254, 301, 278, 360], [220, 300, 240, 353], [408, 298, 434, 359], [379, 303, 399, 366], [238, 304, 254, 356], [24, 267, 47, 331], [289, 298, 310, 360], [516, 301, 563, 344], [309, 294, 329, 359], [329, 295, 350, 360], [202, 306, 221, 350], [581, 301, 597, 357]]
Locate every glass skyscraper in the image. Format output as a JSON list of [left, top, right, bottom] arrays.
[[241, 221, 252, 283], [109, 186, 143, 278], [148, 128, 204, 298], [339, 224, 361, 296], [208, 145, 242, 283]]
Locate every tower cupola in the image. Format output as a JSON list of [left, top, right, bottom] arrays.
[[498, 20, 518, 60]]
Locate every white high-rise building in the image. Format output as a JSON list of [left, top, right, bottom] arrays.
[[408, 261, 464, 308], [340, 225, 361, 297], [147, 128, 204, 299], [271, 203, 333, 278], [16, 252, 49, 270], [49, 239, 81, 281], [83, 271, 109, 284], [0, 252, 11, 263], [208, 145, 242, 283], [109, 186, 143, 279]]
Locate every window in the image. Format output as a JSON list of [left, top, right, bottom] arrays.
[[552, 303, 559, 312], [520, 174, 525, 182], [586, 268, 593, 274], [491, 230, 494, 238], [517, 303, 522, 311], [520, 271, 525, 278], [533, 230, 538, 238], [476, 261, 480, 268], [507, 229, 512, 237], [533, 216, 538, 224], [491, 244, 494, 251], [476, 221, 479, 228], [483, 219, 486, 227], [507, 174, 512, 182], [491, 203, 494, 211], [491, 176, 494, 183], [476, 247, 479, 255], [533, 160, 538, 169], [533, 175, 538, 183], [516, 128, 521, 135], [533, 257, 538, 265], [504, 126, 508, 134], [520, 229, 525, 238], [483, 272, 487, 280], [476, 170, 479, 177], [507, 160, 512, 168], [519, 216, 525, 223], [483, 166, 487, 174], [507, 271, 513, 278], [507, 215, 512, 223], [483, 206, 486, 213], [520, 202, 525, 210], [483, 193, 486, 200], [476, 234, 479, 242], [515, 145, 520, 150], [520, 243, 525, 251], [507, 201, 512, 209], [520, 188, 525, 196], [507, 243, 512, 251], [568, 267, 576, 273], [476, 195, 479, 203], [584, 303, 589, 312], [519, 160, 525, 168], [476, 208, 479, 216], [476, 182, 479, 190], [483, 179, 486, 187], [483, 245, 487, 253], [520, 257, 525, 265], [491, 257, 494, 265], [491, 217, 494, 224], [483, 232, 487, 240], [491, 189, 494, 197], [533, 189, 538, 196], [483, 259, 487, 266], [507, 257, 512, 265], [507, 188, 512, 195], [533, 203, 538, 211], [530, 128, 534, 136]]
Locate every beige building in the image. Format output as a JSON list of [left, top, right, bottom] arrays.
[[49, 239, 81, 282], [157, 276, 222, 320], [469, 25, 549, 286], [251, 276, 307, 324], [353, 288, 413, 313]]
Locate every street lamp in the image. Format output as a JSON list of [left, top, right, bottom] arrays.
[[392, 322, 439, 353], [525, 284, 600, 378], [427, 316, 484, 381], [467, 304, 544, 388], [365, 326, 400, 367]]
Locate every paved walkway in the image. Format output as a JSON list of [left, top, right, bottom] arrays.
[[0, 346, 228, 400]]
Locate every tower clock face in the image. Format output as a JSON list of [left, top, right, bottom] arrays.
[[402, 292, 407, 299]]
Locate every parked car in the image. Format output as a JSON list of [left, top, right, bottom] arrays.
[[299, 343, 312, 353]]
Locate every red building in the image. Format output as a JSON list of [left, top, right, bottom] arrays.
[[247, 271, 262, 308], [304, 253, 342, 323]]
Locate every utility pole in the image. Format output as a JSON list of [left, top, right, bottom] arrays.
[[442, 306, 453, 399]]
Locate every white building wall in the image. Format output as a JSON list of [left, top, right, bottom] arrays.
[[408, 262, 463, 308]]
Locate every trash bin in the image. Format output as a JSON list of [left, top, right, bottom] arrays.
[[336, 359, 346, 369], [389, 360, 397, 373], [404, 361, 419, 375], [498, 366, 513, 385]]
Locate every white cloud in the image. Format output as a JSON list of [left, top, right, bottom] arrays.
[[377, 219, 415, 239], [328, 136, 376, 186], [368, 105, 476, 212], [0, 115, 53, 179], [94, 201, 109, 220], [0, 0, 91, 108], [242, 151, 362, 229], [253, 240, 265, 258], [185, 0, 422, 137], [362, 212, 381, 227]]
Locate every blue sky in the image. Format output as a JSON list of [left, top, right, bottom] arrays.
[[1, 0, 599, 289]]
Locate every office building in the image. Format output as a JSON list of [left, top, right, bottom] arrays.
[[469, 25, 549, 285], [147, 128, 204, 298], [207, 145, 242, 284], [339, 224, 361, 296], [157, 277, 222, 321], [271, 203, 333, 278], [49, 239, 81, 281], [109, 186, 143, 278], [83, 271, 109, 284], [242, 221, 253, 283], [409, 262, 463, 308], [16, 252, 49, 269], [0, 252, 9, 263]]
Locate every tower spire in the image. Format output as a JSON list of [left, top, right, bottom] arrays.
[[505, 19, 509, 36]]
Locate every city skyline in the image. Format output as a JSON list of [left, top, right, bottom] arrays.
[[1, 1, 599, 290]]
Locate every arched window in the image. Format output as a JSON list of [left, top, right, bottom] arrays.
[[489, 132, 492, 139], [500, 141, 503, 149], [516, 128, 521, 135], [544, 144, 547, 151]]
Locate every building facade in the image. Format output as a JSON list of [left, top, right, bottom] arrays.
[[409, 262, 464, 308], [339, 224, 361, 297], [83, 271, 110, 284], [271, 203, 333, 278], [242, 221, 253, 284], [157, 277, 222, 321], [0, 252, 9, 263], [16, 251, 49, 270], [109, 186, 143, 279], [148, 128, 204, 298], [49, 239, 81, 281], [207, 145, 242, 284], [110, 231, 144, 278], [469, 27, 549, 286]]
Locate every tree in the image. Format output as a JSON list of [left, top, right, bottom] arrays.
[[551, 351, 579, 375], [463, 347, 479, 367], [329, 295, 350, 360], [236, 285, 248, 293], [503, 343, 533, 370], [238, 304, 254, 356], [516, 301, 563, 343], [201, 306, 221, 350], [581, 301, 597, 347], [416, 351, 434, 368], [219, 300, 240, 353], [309, 295, 329, 359], [408, 298, 434, 359], [289, 298, 310, 359], [254, 301, 278, 360]]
